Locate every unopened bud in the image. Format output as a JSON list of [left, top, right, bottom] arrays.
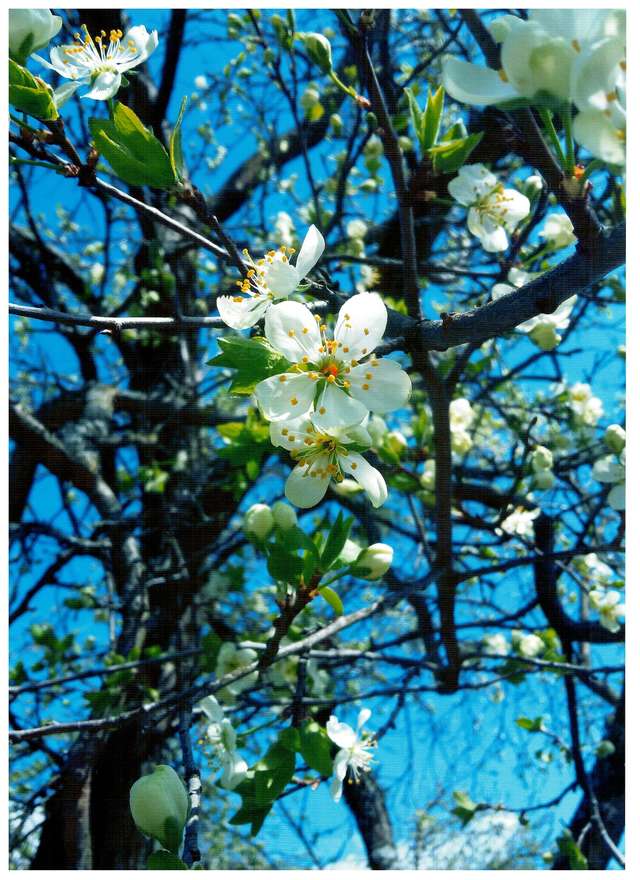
[[604, 424, 626, 454], [531, 445, 553, 473], [357, 543, 393, 579], [243, 503, 274, 540], [129, 765, 188, 853], [272, 501, 297, 531], [300, 32, 333, 74]]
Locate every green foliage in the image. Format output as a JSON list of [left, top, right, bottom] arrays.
[[556, 831, 589, 869], [298, 720, 334, 776], [318, 586, 343, 616], [201, 632, 222, 673], [169, 97, 188, 183], [208, 336, 291, 395], [428, 126, 484, 175], [89, 102, 176, 188], [319, 511, 353, 571], [217, 410, 271, 480], [516, 716, 546, 733], [146, 850, 188, 869], [451, 790, 481, 826], [9, 60, 58, 120], [404, 85, 444, 152]]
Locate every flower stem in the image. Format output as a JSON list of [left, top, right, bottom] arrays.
[[538, 108, 566, 168], [561, 107, 575, 172], [10, 157, 64, 174]]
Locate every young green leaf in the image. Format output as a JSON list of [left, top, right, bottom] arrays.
[[146, 851, 188, 870], [318, 586, 343, 616], [208, 336, 291, 395], [169, 96, 188, 183], [422, 85, 444, 151], [319, 512, 353, 571], [9, 60, 58, 120], [298, 720, 334, 776]]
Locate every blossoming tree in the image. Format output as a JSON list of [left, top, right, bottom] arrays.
[[9, 7, 625, 871]]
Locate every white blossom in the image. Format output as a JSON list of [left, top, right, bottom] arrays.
[[347, 219, 367, 240], [357, 543, 393, 579], [35, 23, 158, 102], [217, 225, 325, 330], [540, 214, 577, 250], [270, 417, 387, 509], [589, 590, 625, 633], [199, 696, 248, 790], [215, 643, 259, 698], [592, 450, 625, 510], [194, 74, 209, 90], [511, 630, 545, 658], [482, 633, 509, 656], [448, 164, 530, 253], [497, 506, 540, 538], [420, 459, 436, 491], [255, 293, 411, 430], [10, 9, 62, 60], [491, 267, 576, 351], [326, 708, 376, 802], [569, 383, 603, 426]]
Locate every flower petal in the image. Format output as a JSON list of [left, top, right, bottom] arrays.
[[607, 483, 625, 511], [199, 695, 224, 723], [269, 416, 310, 452], [330, 775, 344, 802], [217, 294, 270, 329], [264, 260, 300, 299], [295, 224, 325, 280], [117, 26, 159, 72], [312, 382, 369, 432], [82, 70, 122, 101], [334, 292, 387, 361], [573, 109, 625, 165], [264, 300, 322, 362], [326, 717, 357, 749], [339, 453, 387, 508], [357, 707, 372, 731], [255, 372, 316, 422], [220, 752, 248, 790], [285, 458, 331, 508], [442, 57, 519, 106], [592, 455, 624, 484], [571, 37, 625, 112], [348, 358, 412, 414]]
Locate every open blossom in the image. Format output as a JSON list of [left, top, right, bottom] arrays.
[[512, 630, 545, 658], [491, 268, 576, 351], [592, 450, 625, 511], [326, 708, 376, 802], [569, 383, 603, 426], [217, 225, 325, 330], [255, 293, 411, 430], [270, 417, 387, 509], [35, 23, 158, 102], [589, 590, 625, 633], [215, 643, 258, 699], [448, 164, 529, 253], [199, 696, 248, 790], [572, 36, 626, 165], [540, 214, 577, 250], [449, 398, 475, 454], [574, 553, 613, 586], [442, 10, 624, 107], [483, 633, 509, 656], [497, 506, 540, 538]]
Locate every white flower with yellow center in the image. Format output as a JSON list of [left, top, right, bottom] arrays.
[[326, 708, 376, 803], [270, 416, 387, 509], [255, 292, 411, 430], [35, 23, 158, 102], [217, 225, 325, 330], [199, 696, 248, 790], [491, 267, 576, 351], [448, 164, 530, 253]]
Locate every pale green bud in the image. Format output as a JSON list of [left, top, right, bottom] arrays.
[[346, 218, 367, 240], [243, 503, 274, 540], [129, 765, 188, 853], [419, 459, 436, 491], [367, 415, 388, 447], [386, 430, 408, 457], [398, 135, 413, 152], [595, 739, 616, 758], [329, 113, 343, 135], [528, 321, 560, 351], [357, 543, 393, 579], [10, 9, 62, 63], [301, 87, 321, 111], [272, 501, 297, 531], [534, 470, 555, 490], [300, 32, 333, 74], [531, 445, 553, 472], [604, 424, 626, 455]]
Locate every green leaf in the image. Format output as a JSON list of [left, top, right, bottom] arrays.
[[208, 336, 291, 395], [557, 831, 589, 869], [169, 96, 188, 182], [9, 60, 58, 120], [200, 632, 222, 672], [89, 102, 175, 188], [146, 851, 188, 870], [298, 720, 334, 776], [430, 131, 484, 175], [516, 716, 545, 732], [266, 542, 304, 584], [318, 586, 343, 616], [319, 512, 353, 571], [284, 526, 320, 562], [451, 790, 479, 826], [423, 85, 444, 150], [404, 88, 423, 148], [254, 742, 296, 806]]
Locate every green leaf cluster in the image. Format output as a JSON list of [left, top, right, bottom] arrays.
[[217, 410, 271, 480], [208, 336, 291, 395], [89, 102, 176, 188], [9, 59, 58, 120]]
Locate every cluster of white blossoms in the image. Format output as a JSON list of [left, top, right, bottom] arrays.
[[199, 695, 248, 790], [217, 225, 325, 330], [443, 10, 626, 165], [497, 506, 540, 538], [491, 268, 576, 351], [35, 22, 158, 103], [589, 590, 625, 633], [448, 164, 530, 253], [568, 382, 604, 427], [326, 708, 376, 802], [252, 292, 411, 509], [449, 398, 475, 455], [511, 630, 545, 659], [214, 643, 258, 702]]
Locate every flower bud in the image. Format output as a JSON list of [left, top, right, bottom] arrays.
[[534, 470, 555, 490], [301, 87, 321, 112], [419, 459, 436, 491], [367, 415, 388, 447], [330, 112, 343, 135], [386, 430, 407, 457], [604, 424, 626, 455], [540, 213, 577, 250], [243, 503, 274, 541], [272, 501, 298, 531], [528, 321, 560, 351], [347, 219, 367, 240], [531, 445, 553, 473], [357, 543, 393, 579], [524, 174, 544, 194], [340, 538, 363, 565], [9, 9, 62, 63], [300, 32, 333, 74], [129, 765, 188, 853], [332, 478, 363, 497]]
